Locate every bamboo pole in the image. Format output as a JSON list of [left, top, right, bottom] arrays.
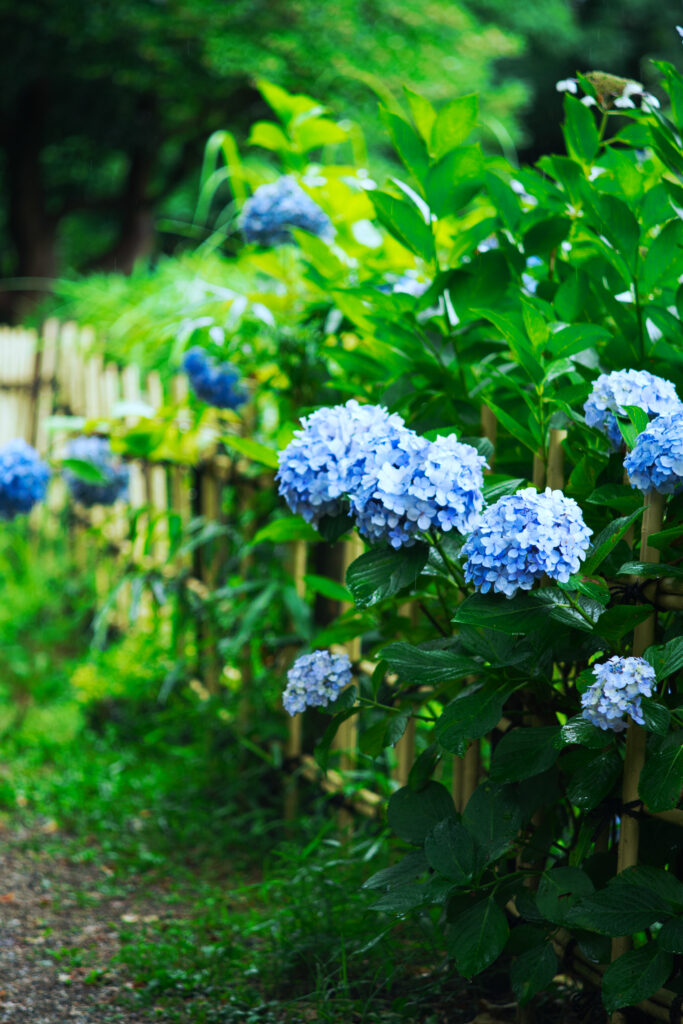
[[546, 428, 567, 491], [284, 539, 308, 821], [611, 491, 665, 971]]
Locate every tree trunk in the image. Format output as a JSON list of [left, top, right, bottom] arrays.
[[89, 149, 155, 274]]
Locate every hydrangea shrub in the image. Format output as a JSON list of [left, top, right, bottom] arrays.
[[0, 439, 51, 519]]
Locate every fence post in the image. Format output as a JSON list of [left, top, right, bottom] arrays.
[[611, 491, 664, 974], [284, 539, 308, 821]]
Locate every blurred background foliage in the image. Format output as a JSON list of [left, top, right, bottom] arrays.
[[2, 0, 683, 320]]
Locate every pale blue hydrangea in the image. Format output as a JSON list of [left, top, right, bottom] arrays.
[[183, 347, 246, 410], [63, 436, 129, 507], [584, 369, 681, 449], [353, 432, 486, 548], [624, 410, 683, 494], [240, 176, 333, 247], [0, 439, 50, 519], [581, 656, 655, 732], [462, 487, 592, 598], [276, 401, 406, 527], [283, 650, 352, 716]]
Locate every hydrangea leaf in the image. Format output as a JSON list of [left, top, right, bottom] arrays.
[[379, 642, 479, 686], [424, 817, 476, 884], [436, 683, 510, 757], [639, 734, 683, 812], [510, 943, 559, 1006], [602, 945, 673, 1013], [346, 544, 428, 607], [490, 727, 561, 783], [461, 781, 522, 863], [387, 781, 455, 845], [447, 897, 509, 978], [536, 867, 595, 926], [566, 749, 621, 810]]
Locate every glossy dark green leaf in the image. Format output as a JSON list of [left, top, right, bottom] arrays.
[[566, 749, 621, 810], [639, 734, 683, 812], [346, 544, 428, 607], [447, 897, 509, 978], [387, 782, 455, 845], [639, 699, 670, 736], [560, 716, 611, 749], [602, 945, 673, 1013], [566, 867, 680, 935], [453, 593, 546, 634], [536, 867, 595, 926], [490, 727, 561, 782], [658, 917, 683, 954], [644, 636, 683, 681], [595, 605, 652, 647], [461, 781, 522, 862], [380, 642, 479, 685], [424, 817, 476, 883], [436, 684, 507, 757], [510, 943, 559, 1006], [582, 507, 645, 575]]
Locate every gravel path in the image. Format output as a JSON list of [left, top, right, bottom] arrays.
[[0, 823, 161, 1023]]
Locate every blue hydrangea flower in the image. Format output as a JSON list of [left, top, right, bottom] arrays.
[[63, 436, 129, 507], [0, 439, 50, 519], [240, 176, 334, 247], [282, 650, 353, 715], [353, 432, 486, 548], [183, 347, 246, 410], [277, 400, 406, 528], [584, 369, 681, 449], [462, 487, 592, 598], [378, 274, 430, 297], [581, 656, 655, 732], [624, 410, 683, 494]]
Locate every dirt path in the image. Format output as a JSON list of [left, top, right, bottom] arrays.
[[0, 824, 163, 1023]]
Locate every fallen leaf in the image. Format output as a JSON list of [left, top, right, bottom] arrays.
[[0, 893, 15, 903]]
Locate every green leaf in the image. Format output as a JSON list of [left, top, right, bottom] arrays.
[[595, 605, 652, 647], [252, 516, 319, 544], [639, 698, 671, 736], [490, 727, 561, 782], [563, 95, 600, 164], [380, 108, 429, 181], [582, 507, 645, 575], [314, 705, 358, 772], [560, 716, 612, 749], [461, 781, 522, 862], [436, 683, 508, 757], [566, 750, 621, 810], [387, 782, 455, 845], [424, 817, 476, 883], [247, 120, 290, 153], [642, 219, 683, 291], [425, 146, 483, 217], [536, 867, 595, 926], [380, 642, 479, 685], [404, 88, 436, 144], [363, 849, 428, 890], [618, 561, 683, 581], [371, 190, 434, 260], [447, 898, 509, 978], [567, 867, 681, 935], [316, 511, 353, 543], [453, 593, 546, 635], [302, 574, 351, 603], [221, 435, 279, 468], [510, 943, 558, 1006], [61, 458, 110, 485], [481, 398, 538, 451], [602, 945, 673, 1013], [346, 545, 428, 608], [658, 917, 683, 954], [644, 636, 683, 681], [639, 734, 683, 812], [430, 95, 478, 158], [482, 477, 526, 503]]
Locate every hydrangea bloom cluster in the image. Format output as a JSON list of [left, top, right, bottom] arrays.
[[0, 439, 50, 519], [580, 656, 655, 732], [276, 400, 406, 527], [282, 650, 352, 716], [461, 487, 592, 598], [240, 176, 333, 247], [277, 401, 486, 546], [183, 348, 246, 410], [624, 410, 683, 493], [63, 436, 129, 507], [353, 432, 486, 548], [583, 369, 681, 449]]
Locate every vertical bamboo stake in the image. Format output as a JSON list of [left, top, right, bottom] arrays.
[[337, 534, 363, 771], [394, 718, 416, 787], [611, 490, 664, 969], [34, 319, 59, 455], [284, 539, 308, 821], [546, 428, 567, 491]]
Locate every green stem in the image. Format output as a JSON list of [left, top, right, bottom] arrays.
[[356, 695, 436, 723], [564, 591, 598, 627], [429, 531, 466, 587]]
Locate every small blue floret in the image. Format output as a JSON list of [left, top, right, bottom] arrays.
[[584, 369, 681, 449], [240, 176, 333, 247], [0, 439, 50, 519], [624, 409, 683, 494], [581, 656, 655, 732], [182, 347, 246, 410]]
